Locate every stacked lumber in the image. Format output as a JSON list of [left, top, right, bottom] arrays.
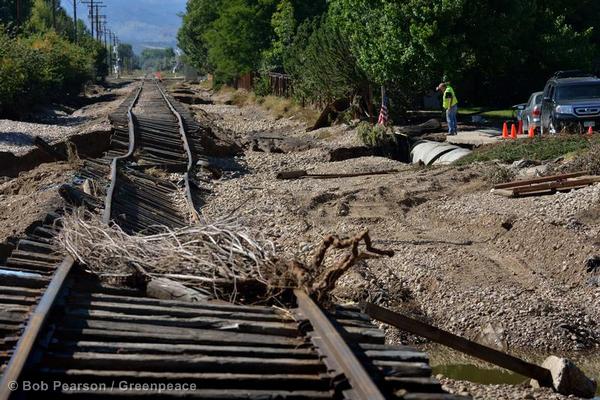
[[491, 172, 600, 198]]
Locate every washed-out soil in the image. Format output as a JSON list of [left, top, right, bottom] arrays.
[[184, 85, 599, 400]]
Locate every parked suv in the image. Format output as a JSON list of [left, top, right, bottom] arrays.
[[541, 72, 600, 134]]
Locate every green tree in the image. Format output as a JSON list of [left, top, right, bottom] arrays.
[[262, 0, 296, 70], [177, 0, 222, 72], [140, 48, 176, 72], [203, 0, 276, 83], [0, 0, 34, 31], [284, 15, 367, 104], [118, 43, 137, 73], [328, 0, 598, 106]]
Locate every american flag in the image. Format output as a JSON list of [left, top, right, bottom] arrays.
[[378, 93, 389, 125]]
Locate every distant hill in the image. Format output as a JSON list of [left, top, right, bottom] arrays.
[[61, 0, 186, 54]]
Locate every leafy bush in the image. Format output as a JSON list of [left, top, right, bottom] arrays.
[[284, 15, 367, 105], [253, 74, 271, 97], [357, 122, 396, 148], [0, 29, 93, 117]]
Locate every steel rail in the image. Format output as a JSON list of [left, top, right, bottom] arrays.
[[102, 82, 144, 224], [0, 256, 76, 400], [294, 289, 386, 400], [154, 81, 200, 223]]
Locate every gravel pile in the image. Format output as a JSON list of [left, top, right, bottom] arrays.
[[0, 119, 78, 154], [194, 103, 306, 137], [439, 377, 584, 400], [436, 184, 600, 225]]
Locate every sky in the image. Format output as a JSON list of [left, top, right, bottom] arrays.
[[60, 0, 187, 53]]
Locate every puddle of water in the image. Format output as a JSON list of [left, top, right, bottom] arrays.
[[422, 344, 600, 395], [432, 363, 527, 386]]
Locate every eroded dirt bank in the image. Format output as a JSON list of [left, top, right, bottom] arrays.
[[0, 80, 137, 247]]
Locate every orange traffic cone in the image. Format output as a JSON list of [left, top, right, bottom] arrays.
[[518, 119, 524, 135], [510, 123, 517, 139], [588, 126, 594, 136], [528, 125, 535, 138], [502, 122, 509, 139]]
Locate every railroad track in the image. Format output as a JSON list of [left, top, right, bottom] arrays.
[[0, 80, 468, 400]]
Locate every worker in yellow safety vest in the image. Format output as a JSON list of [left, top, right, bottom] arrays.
[[437, 82, 458, 135]]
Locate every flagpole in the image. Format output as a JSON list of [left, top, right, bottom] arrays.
[[378, 85, 388, 126]]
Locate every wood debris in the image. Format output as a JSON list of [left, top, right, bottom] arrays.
[[491, 171, 600, 197]]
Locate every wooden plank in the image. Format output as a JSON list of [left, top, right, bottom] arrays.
[[8, 251, 63, 263], [50, 388, 333, 399], [65, 300, 287, 323], [63, 308, 299, 337], [362, 302, 553, 387], [0, 286, 43, 297], [53, 327, 303, 348], [73, 288, 278, 319], [42, 352, 326, 374], [342, 325, 386, 344], [493, 171, 587, 189], [376, 362, 431, 378], [6, 256, 59, 268], [277, 169, 399, 180], [48, 341, 317, 359], [0, 310, 27, 324], [358, 343, 420, 352], [384, 377, 443, 393], [0, 265, 54, 276], [0, 268, 49, 287], [0, 324, 21, 333], [36, 368, 331, 390], [364, 349, 428, 362], [0, 294, 38, 305], [59, 317, 298, 342], [512, 177, 600, 194]]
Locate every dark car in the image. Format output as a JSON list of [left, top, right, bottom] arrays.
[[541, 74, 600, 134]]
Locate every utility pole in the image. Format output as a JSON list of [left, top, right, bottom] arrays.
[[95, 5, 107, 41], [95, 5, 99, 40], [107, 30, 113, 77], [73, 0, 77, 42], [81, 0, 94, 39], [51, 0, 56, 30], [16, 0, 20, 28], [82, 0, 104, 41]]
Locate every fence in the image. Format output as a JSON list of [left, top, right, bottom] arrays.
[[234, 73, 253, 91], [233, 72, 294, 98], [268, 73, 293, 97]]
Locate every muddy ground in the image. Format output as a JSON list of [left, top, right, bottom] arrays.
[[180, 83, 599, 399]]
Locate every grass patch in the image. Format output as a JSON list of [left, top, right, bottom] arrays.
[[230, 89, 256, 107], [198, 79, 213, 90], [217, 87, 319, 125], [460, 107, 515, 119], [457, 135, 600, 165]]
